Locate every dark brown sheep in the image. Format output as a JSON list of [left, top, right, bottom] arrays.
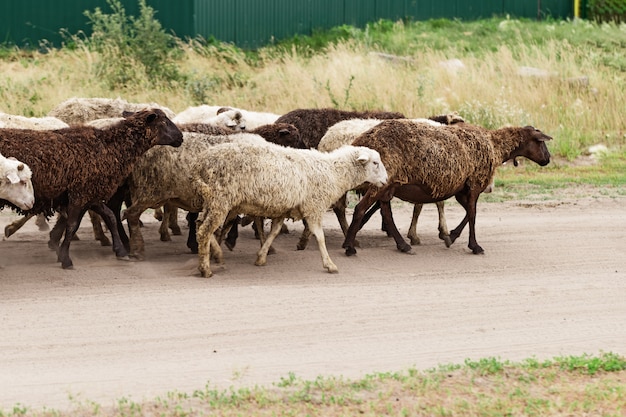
[[0, 109, 183, 269], [342, 121, 552, 256], [274, 108, 405, 149]]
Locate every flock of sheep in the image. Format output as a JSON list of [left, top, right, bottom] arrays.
[[0, 97, 552, 276]]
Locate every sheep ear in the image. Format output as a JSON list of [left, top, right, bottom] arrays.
[[7, 171, 20, 184], [357, 152, 371, 164], [216, 107, 233, 115], [122, 110, 135, 118]]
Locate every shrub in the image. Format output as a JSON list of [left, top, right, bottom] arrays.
[[82, 0, 183, 89], [587, 0, 626, 23]]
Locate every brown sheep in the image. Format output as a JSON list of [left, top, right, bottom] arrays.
[[274, 108, 405, 149], [0, 109, 183, 269], [342, 121, 552, 256]]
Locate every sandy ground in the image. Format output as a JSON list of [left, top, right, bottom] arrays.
[[1, 196, 625, 411]]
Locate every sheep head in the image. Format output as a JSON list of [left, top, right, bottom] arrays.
[[511, 126, 552, 167]]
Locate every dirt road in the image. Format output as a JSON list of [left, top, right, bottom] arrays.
[[1, 196, 625, 411]]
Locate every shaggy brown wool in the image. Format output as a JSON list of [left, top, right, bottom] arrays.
[[275, 108, 405, 149], [0, 109, 183, 268]]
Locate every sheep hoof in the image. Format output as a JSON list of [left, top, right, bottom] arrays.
[[398, 243, 413, 253], [268, 246, 276, 255], [224, 239, 236, 251], [130, 253, 145, 261], [326, 265, 339, 273], [61, 261, 73, 270], [408, 237, 421, 245], [4, 225, 16, 238], [170, 226, 182, 236], [441, 234, 452, 248], [160, 234, 171, 242], [471, 246, 485, 255], [48, 240, 59, 250], [116, 255, 131, 261], [199, 268, 213, 278], [345, 247, 357, 256]]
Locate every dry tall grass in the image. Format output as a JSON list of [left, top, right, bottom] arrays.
[[1, 25, 624, 159]]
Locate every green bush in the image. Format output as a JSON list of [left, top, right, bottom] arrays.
[[587, 0, 626, 22], [83, 0, 183, 89]]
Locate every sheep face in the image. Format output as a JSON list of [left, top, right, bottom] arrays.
[[127, 109, 183, 148], [511, 126, 552, 167], [1, 157, 35, 210], [357, 147, 388, 187]]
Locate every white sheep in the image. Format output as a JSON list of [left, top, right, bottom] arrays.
[[0, 112, 69, 130], [191, 140, 388, 277], [0, 153, 35, 211], [173, 105, 280, 131], [47, 97, 176, 124]]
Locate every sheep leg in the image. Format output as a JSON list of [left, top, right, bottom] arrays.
[[48, 214, 66, 250], [186, 211, 199, 253], [253, 217, 276, 255], [56, 206, 85, 269], [107, 189, 131, 252], [88, 209, 112, 246], [196, 209, 227, 278], [123, 204, 147, 260], [435, 201, 452, 247], [343, 189, 381, 256], [35, 213, 50, 231], [223, 215, 240, 251], [450, 192, 483, 254], [379, 200, 413, 253], [168, 207, 181, 235], [158, 205, 172, 242], [255, 218, 284, 266], [305, 215, 338, 273], [4, 213, 35, 238], [297, 219, 312, 251], [153, 206, 164, 221], [407, 203, 424, 245], [90, 202, 129, 260]]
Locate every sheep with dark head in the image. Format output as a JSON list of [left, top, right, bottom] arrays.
[[274, 108, 406, 149], [342, 121, 551, 256], [0, 109, 183, 269], [302, 114, 464, 251]]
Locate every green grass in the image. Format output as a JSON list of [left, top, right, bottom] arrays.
[[2, 353, 624, 416]]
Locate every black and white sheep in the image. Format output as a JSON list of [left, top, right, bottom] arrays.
[[0, 153, 34, 211], [341, 121, 552, 256], [191, 140, 388, 277], [274, 107, 406, 149], [0, 109, 183, 269]]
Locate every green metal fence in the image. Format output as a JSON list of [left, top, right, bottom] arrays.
[[0, 0, 575, 49]]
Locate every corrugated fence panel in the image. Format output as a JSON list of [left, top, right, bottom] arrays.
[[1, 0, 576, 49], [0, 0, 109, 47]]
